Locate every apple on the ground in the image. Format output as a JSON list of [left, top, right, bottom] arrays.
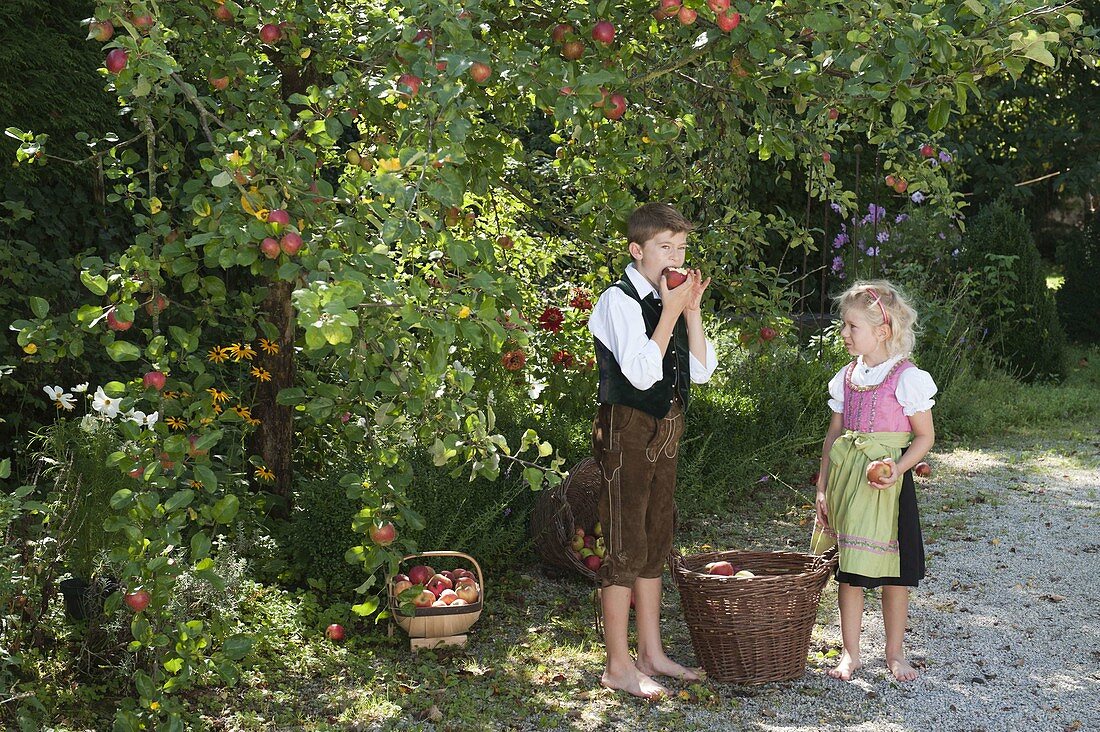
[[124, 589, 151, 612], [325, 623, 344, 641]]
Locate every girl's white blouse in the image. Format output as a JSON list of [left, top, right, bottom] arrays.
[[827, 353, 938, 416]]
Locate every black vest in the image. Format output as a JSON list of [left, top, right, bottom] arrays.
[[594, 273, 691, 419]]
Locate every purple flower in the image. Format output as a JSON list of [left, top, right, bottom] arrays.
[[757, 475, 771, 483], [952, 248, 959, 256], [833, 231, 849, 249], [876, 231, 890, 243], [831, 255, 845, 273], [503, 507, 512, 517], [830, 202, 843, 214], [866, 246, 879, 257], [939, 232, 947, 240], [938, 150, 953, 163], [895, 213, 909, 223], [910, 191, 925, 204]]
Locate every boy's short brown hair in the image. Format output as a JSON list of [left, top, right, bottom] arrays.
[[627, 202, 693, 247]]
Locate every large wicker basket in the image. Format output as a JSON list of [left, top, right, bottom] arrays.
[[672, 547, 838, 684], [530, 457, 602, 582], [389, 551, 484, 639]]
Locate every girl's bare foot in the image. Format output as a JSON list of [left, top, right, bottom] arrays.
[[887, 654, 918, 682], [600, 667, 669, 699], [827, 651, 862, 681], [635, 654, 702, 682]]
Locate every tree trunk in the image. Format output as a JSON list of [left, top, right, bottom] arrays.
[[250, 279, 295, 513]]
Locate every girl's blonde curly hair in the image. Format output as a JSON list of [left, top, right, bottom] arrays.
[[835, 279, 918, 357]]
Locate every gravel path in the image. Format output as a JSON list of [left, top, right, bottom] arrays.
[[542, 432, 1100, 732]]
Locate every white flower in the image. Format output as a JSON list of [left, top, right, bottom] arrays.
[[527, 380, 546, 400], [79, 414, 100, 433], [72, 383, 89, 393], [144, 411, 160, 429], [44, 385, 76, 410], [125, 409, 147, 425], [92, 387, 121, 418]]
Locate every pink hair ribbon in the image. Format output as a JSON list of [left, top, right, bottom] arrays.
[[867, 288, 890, 325]]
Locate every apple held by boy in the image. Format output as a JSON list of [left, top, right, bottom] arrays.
[[662, 266, 689, 289]]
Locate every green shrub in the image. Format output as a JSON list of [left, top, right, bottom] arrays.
[[959, 199, 1068, 382], [1056, 212, 1100, 345]]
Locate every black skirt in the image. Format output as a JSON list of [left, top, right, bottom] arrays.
[[835, 468, 926, 588]]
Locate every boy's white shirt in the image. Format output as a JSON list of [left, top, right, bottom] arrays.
[[589, 263, 718, 391], [827, 353, 938, 416]]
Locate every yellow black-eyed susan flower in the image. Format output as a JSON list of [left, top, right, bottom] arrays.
[[189, 480, 203, 489], [227, 343, 256, 362], [250, 366, 272, 382], [207, 346, 229, 364], [206, 388, 230, 405], [166, 416, 187, 431], [247, 417, 262, 426], [259, 338, 280, 355], [232, 404, 252, 420], [255, 466, 275, 482]]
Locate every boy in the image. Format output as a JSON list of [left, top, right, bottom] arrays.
[[588, 202, 717, 698]]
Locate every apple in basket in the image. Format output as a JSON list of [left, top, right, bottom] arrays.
[[451, 598, 468, 606], [593, 521, 603, 537], [440, 570, 455, 583], [453, 568, 474, 581], [570, 533, 585, 552], [584, 555, 602, 572], [412, 590, 436, 608], [426, 574, 453, 597], [866, 460, 893, 484], [407, 565, 435, 585], [437, 589, 459, 605], [455, 581, 480, 604], [704, 561, 735, 576], [734, 569, 756, 579], [393, 575, 413, 596], [593, 537, 606, 558]]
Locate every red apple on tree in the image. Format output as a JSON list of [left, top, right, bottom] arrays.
[[88, 20, 114, 41], [368, 521, 396, 546], [325, 623, 345, 641], [893, 178, 908, 193], [398, 73, 421, 97], [209, 73, 229, 91], [144, 294, 168, 316], [759, 326, 777, 341], [260, 237, 281, 259], [131, 14, 155, 32], [561, 40, 584, 60], [602, 93, 627, 120], [267, 209, 291, 226], [678, 6, 698, 24], [469, 62, 492, 83], [885, 174, 897, 188], [592, 20, 615, 44], [551, 23, 574, 43], [708, 0, 730, 10], [828, 107, 839, 121], [822, 151, 832, 163], [214, 4, 232, 22], [920, 144, 936, 158], [280, 232, 303, 255], [106, 309, 132, 331], [660, 0, 682, 14], [259, 23, 282, 44], [143, 371, 166, 390], [716, 11, 740, 32], [124, 589, 151, 612], [105, 48, 128, 74]]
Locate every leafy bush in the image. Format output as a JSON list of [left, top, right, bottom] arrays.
[[1056, 212, 1100, 345], [958, 199, 1068, 382]]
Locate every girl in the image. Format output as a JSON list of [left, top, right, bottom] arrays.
[[811, 280, 937, 682]]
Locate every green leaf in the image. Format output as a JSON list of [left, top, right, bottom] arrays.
[[928, 99, 952, 131], [351, 597, 380, 616], [164, 489, 195, 512], [80, 271, 108, 296], [1022, 43, 1055, 68], [211, 171, 233, 187], [0, 458, 9, 479], [212, 494, 239, 524], [523, 467, 544, 490], [191, 531, 211, 561], [29, 296, 49, 318], [891, 100, 907, 125], [221, 633, 253, 661], [107, 340, 141, 362]]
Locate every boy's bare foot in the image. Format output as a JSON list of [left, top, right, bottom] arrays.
[[635, 655, 703, 682], [600, 667, 669, 699], [887, 654, 918, 682], [827, 651, 862, 681]]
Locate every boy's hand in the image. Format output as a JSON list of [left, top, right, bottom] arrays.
[[684, 269, 711, 312]]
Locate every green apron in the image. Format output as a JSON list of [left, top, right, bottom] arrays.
[[811, 430, 913, 578]]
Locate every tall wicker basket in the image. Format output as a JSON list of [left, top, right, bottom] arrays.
[[530, 457, 603, 582], [672, 547, 838, 684]]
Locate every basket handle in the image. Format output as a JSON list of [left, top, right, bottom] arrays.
[[394, 551, 485, 598]]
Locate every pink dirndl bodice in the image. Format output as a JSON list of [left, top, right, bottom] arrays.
[[842, 359, 914, 433]]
